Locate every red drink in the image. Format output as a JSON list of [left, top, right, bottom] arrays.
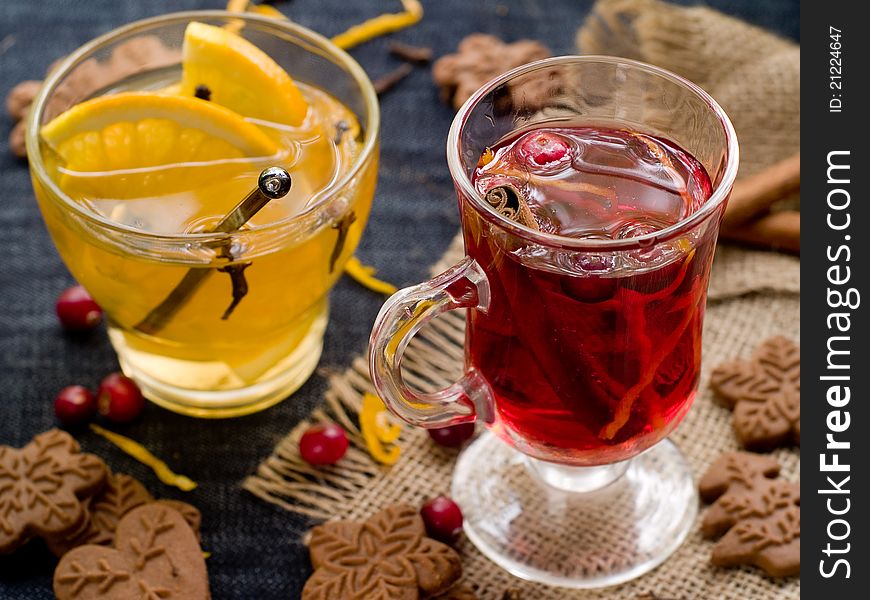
[[465, 126, 716, 465]]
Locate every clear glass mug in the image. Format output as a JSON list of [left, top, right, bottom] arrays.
[[27, 11, 379, 418], [370, 56, 737, 587]]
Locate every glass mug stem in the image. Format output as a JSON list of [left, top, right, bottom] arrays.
[[369, 257, 494, 427]]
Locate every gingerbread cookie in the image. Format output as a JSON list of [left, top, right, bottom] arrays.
[[0, 429, 107, 554], [710, 336, 800, 450], [154, 499, 202, 543], [54, 503, 209, 599], [46, 473, 152, 556], [303, 504, 463, 600], [47, 475, 203, 556], [699, 452, 800, 577], [433, 34, 552, 110]]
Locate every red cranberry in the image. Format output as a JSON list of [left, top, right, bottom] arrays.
[[518, 131, 570, 166], [420, 496, 464, 543], [54, 385, 97, 428], [427, 423, 475, 448], [299, 423, 349, 465], [97, 373, 145, 423], [55, 286, 102, 332]]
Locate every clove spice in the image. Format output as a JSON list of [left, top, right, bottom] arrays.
[[193, 84, 212, 101], [329, 211, 357, 273], [388, 41, 433, 64], [333, 120, 351, 145], [134, 167, 292, 335], [373, 63, 413, 95]]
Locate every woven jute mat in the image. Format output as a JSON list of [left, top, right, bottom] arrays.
[[244, 1, 800, 598]]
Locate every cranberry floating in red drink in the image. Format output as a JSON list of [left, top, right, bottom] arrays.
[[466, 126, 713, 464], [370, 57, 738, 588]]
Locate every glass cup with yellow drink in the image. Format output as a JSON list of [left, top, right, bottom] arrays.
[[26, 12, 380, 417]]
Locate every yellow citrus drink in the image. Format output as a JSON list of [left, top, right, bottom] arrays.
[[28, 16, 379, 416]]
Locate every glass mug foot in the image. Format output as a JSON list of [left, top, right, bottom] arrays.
[[452, 432, 698, 588]]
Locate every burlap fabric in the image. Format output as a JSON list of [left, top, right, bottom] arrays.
[[245, 1, 800, 598]]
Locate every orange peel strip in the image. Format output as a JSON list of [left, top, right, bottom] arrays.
[[225, 0, 249, 12], [224, 1, 287, 34], [249, 4, 287, 19], [344, 256, 399, 295], [331, 0, 423, 50], [89, 424, 198, 492], [360, 393, 402, 465]]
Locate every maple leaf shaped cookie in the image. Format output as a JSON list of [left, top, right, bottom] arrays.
[[710, 336, 800, 450], [0, 429, 107, 553], [699, 452, 800, 577], [47, 472, 203, 557], [47, 473, 153, 556], [53, 503, 209, 599], [432, 34, 554, 110], [303, 504, 464, 600]]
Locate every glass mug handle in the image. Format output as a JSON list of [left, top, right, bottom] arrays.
[[369, 257, 494, 427]]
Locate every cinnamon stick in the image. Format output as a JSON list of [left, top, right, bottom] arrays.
[[722, 153, 800, 228], [720, 210, 800, 255], [484, 185, 539, 230]]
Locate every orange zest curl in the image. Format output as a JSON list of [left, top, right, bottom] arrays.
[[89, 424, 198, 492], [360, 393, 402, 465], [226, 1, 424, 52], [344, 256, 399, 295], [331, 0, 424, 50]]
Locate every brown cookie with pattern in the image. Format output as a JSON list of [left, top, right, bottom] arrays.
[[0, 429, 107, 554], [53, 503, 209, 599], [433, 34, 553, 110], [154, 499, 202, 543], [6, 80, 42, 120], [710, 336, 800, 450], [700, 452, 800, 577], [303, 504, 463, 600], [46, 473, 153, 556]]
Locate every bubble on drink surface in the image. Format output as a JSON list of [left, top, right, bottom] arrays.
[[615, 220, 665, 240], [623, 240, 689, 271], [604, 217, 681, 270]]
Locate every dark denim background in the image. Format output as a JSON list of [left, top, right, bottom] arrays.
[[0, 1, 797, 598]]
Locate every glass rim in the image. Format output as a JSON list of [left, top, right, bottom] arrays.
[[446, 55, 739, 251], [25, 10, 380, 244]]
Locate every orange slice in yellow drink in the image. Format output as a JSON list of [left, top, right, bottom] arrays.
[[40, 92, 278, 199], [180, 21, 309, 126]]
